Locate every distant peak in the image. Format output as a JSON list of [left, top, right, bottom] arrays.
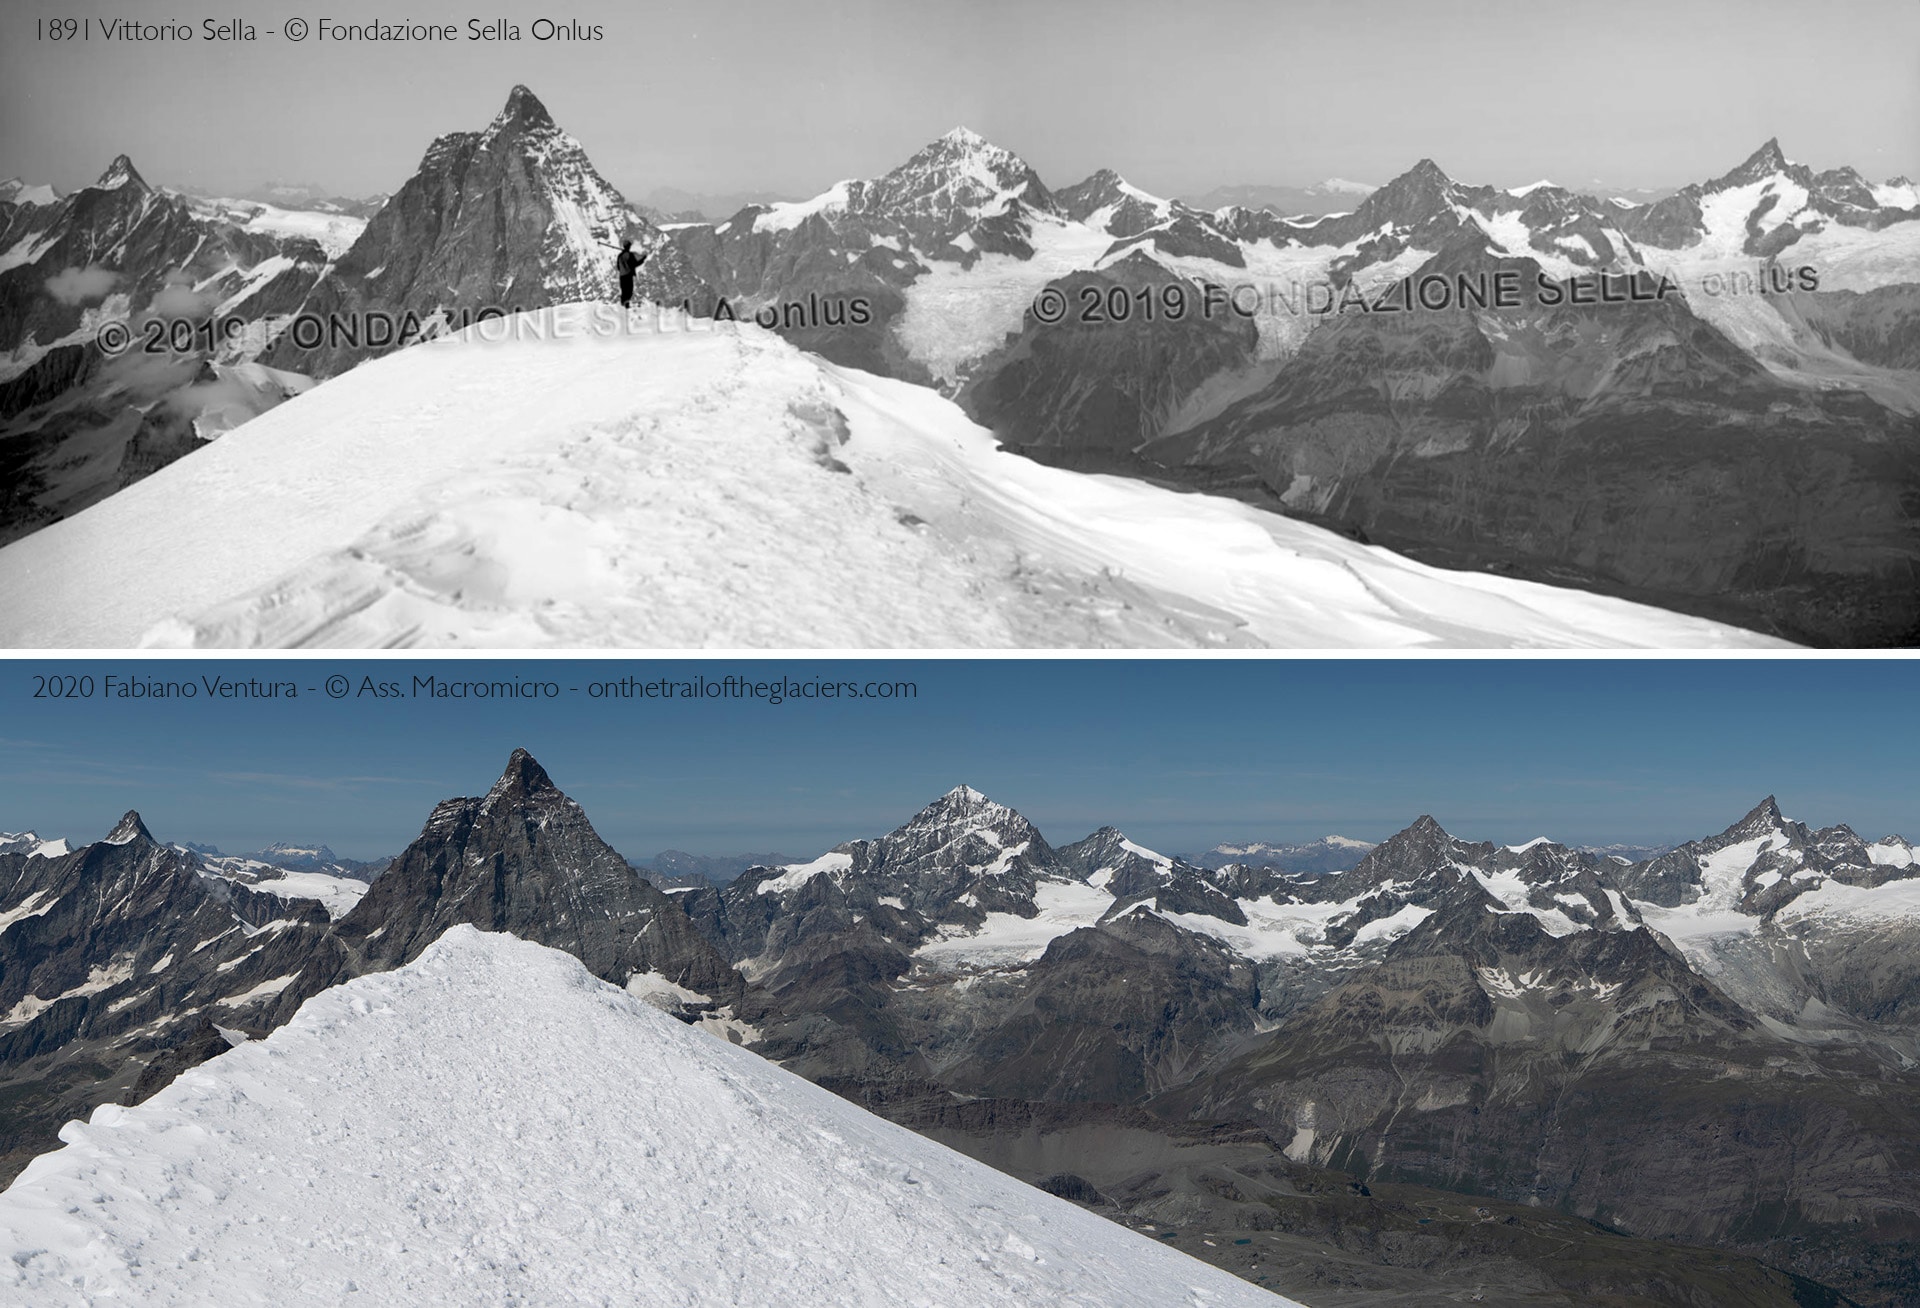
[[1712, 138, 1794, 189], [486, 84, 557, 138], [93, 154, 148, 193], [916, 125, 1025, 167], [104, 810, 154, 845], [1729, 795, 1786, 833]]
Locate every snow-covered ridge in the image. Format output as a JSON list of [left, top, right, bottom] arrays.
[[179, 193, 367, 259], [756, 850, 854, 896], [0, 927, 1292, 1308], [0, 832, 68, 860], [0, 311, 1791, 650], [193, 861, 367, 919]]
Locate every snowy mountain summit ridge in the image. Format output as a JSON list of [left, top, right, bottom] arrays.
[[0, 927, 1292, 1308]]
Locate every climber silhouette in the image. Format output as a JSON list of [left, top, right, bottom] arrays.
[[614, 239, 646, 308]]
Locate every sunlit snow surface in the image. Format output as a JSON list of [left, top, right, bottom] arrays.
[[0, 306, 1785, 649], [0, 927, 1293, 1308]]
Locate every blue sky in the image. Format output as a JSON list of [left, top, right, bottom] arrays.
[[4, 0, 1914, 201], [1, 659, 1914, 861]]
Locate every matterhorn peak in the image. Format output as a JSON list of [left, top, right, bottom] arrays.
[[939, 126, 988, 149], [483, 748, 561, 806], [93, 154, 148, 193], [103, 810, 154, 846], [483, 84, 558, 141]]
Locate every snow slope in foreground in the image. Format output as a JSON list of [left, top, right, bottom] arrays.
[[0, 307, 1784, 648], [0, 927, 1293, 1308]]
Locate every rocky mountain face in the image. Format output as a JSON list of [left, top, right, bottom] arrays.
[[0, 812, 350, 1180], [265, 85, 685, 379], [960, 251, 1261, 468], [0, 156, 334, 545], [0, 751, 739, 1185], [1134, 232, 1920, 645], [334, 749, 738, 1002], [669, 788, 1920, 1305], [642, 126, 1077, 383], [6, 768, 1918, 1302], [842, 1081, 1841, 1308], [650, 129, 1919, 641], [1056, 169, 1178, 237], [0, 85, 699, 547]]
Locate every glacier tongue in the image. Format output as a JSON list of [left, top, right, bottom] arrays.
[[0, 925, 1294, 1308]]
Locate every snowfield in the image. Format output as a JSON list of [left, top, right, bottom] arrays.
[[0, 927, 1295, 1308], [198, 866, 368, 919], [0, 305, 1784, 649]]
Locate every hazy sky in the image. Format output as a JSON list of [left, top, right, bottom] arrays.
[[3, 659, 1915, 860], [2, 0, 1915, 202]]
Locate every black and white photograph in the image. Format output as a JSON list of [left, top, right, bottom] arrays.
[[1, 0, 1914, 647]]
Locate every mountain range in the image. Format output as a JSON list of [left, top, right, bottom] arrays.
[[3, 750, 1916, 1304], [3, 87, 1917, 643]]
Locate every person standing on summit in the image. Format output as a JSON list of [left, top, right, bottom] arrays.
[[615, 238, 646, 309]]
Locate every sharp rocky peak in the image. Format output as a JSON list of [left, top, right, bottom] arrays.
[[929, 784, 1010, 816], [886, 785, 1034, 847], [1398, 158, 1456, 189], [93, 154, 149, 193], [1722, 795, 1789, 839], [1709, 138, 1797, 190], [103, 810, 155, 846], [483, 84, 559, 140], [482, 748, 562, 807], [898, 126, 1032, 179]]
